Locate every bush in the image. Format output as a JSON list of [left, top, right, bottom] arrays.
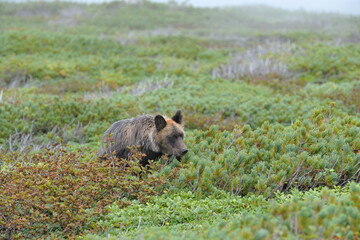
[[302, 81, 360, 111], [293, 43, 360, 83], [163, 106, 360, 197], [135, 183, 360, 240], [0, 147, 166, 239]]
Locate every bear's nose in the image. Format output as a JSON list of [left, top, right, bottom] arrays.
[[182, 149, 188, 155]]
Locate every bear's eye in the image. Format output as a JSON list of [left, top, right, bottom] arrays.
[[168, 136, 176, 142]]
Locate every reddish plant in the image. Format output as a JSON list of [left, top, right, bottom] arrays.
[[0, 147, 165, 239]]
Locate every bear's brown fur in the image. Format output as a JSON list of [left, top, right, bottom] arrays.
[[98, 110, 188, 166]]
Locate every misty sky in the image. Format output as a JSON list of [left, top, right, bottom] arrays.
[[5, 0, 360, 15], [153, 0, 360, 15]]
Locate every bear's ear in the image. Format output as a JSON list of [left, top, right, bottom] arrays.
[[171, 110, 183, 124], [155, 115, 167, 131]]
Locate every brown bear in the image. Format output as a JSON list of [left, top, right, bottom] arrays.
[[98, 110, 188, 166]]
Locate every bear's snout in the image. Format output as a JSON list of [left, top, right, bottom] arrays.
[[181, 149, 188, 156]]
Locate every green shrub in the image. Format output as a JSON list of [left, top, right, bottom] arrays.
[[293, 43, 360, 83], [102, 191, 249, 234], [302, 81, 360, 111], [161, 106, 360, 197], [134, 183, 360, 240]]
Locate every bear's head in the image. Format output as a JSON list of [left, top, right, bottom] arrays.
[[155, 110, 188, 160]]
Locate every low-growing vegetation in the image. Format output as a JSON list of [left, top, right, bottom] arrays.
[[0, 0, 359, 239], [112, 183, 360, 239], [0, 148, 170, 238]]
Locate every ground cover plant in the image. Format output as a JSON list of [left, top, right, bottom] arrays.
[[0, 148, 167, 239], [0, 0, 360, 239]]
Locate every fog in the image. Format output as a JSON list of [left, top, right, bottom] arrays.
[[4, 0, 359, 15], [154, 0, 360, 15]]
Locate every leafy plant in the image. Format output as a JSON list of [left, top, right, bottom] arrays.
[[0, 147, 166, 239]]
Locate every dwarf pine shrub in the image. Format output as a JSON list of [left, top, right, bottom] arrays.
[[160, 106, 360, 197], [122, 183, 360, 240]]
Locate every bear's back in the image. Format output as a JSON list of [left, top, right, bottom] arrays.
[[98, 114, 157, 158]]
